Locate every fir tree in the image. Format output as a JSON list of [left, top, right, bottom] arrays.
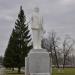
[[3, 6, 33, 73], [3, 29, 16, 68], [14, 6, 33, 73]]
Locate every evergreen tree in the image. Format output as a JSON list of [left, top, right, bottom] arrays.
[[14, 6, 33, 72], [3, 29, 16, 68], [3, 6, 33, 73]]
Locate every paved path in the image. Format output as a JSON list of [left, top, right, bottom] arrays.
[[0, 68, 5, 75]]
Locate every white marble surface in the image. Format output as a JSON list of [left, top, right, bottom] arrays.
[[31, 7, 43, 49], [25, 49, 51, 75]]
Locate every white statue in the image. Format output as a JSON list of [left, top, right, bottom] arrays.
[[31, 7, 44, 49]]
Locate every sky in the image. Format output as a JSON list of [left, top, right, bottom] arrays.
[[0, 0, 75, 56]]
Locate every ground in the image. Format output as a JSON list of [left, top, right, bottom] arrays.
[[0, 68, 5, 75], [52, 68, 75, 75], [1, 68, 75, 75], [0, 68, 24, 75]]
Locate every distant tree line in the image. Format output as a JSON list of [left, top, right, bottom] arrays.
[[41, 31, 75, 68]]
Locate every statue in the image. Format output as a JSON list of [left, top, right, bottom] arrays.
[[31, 7, 44, 49], [25, 8, 51, 75]]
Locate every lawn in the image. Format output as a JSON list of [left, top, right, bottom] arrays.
[[4, 69, 24, 75], [5, 68, 75, 75], [52, 68, 75, 75]]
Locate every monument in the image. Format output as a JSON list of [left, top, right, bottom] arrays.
[[31, 7, 43, 49], [25, 7, 51, 75]]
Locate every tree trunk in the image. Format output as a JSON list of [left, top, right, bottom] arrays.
[[12, 68, 14, 71], [18, 67, 21, 73], [54, 46, 59, 68], [63, 55, 66, 68], [55, 52, 59, 68]]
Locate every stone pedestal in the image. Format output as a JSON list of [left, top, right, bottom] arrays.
[[25, 49, 51, 75]]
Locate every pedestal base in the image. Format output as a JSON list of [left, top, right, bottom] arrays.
[[25, 49, 51, 75]]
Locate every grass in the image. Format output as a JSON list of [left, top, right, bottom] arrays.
[[5, 69, 24, 75], [5, 68, 75, 75], [52, 68, 75, 75]]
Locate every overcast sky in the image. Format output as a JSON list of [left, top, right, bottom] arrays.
[[0, 0, 75, 56]]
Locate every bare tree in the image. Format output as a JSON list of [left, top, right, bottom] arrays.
[[41, 31, 60, 68], [62, 35, 74, 68]]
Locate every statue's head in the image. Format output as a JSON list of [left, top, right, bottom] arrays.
[[34, 7, 39, 13]]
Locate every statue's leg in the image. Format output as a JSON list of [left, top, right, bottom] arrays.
[[38, 30, 42, 49], [32, 30, 39, 49]]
